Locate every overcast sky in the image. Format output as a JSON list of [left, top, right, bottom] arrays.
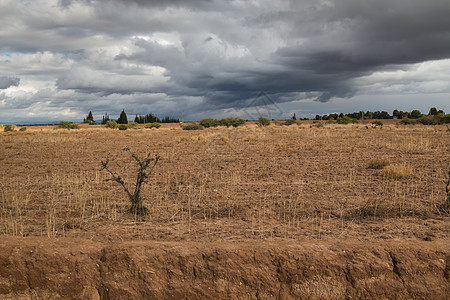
[[1, 0, 450, 123]]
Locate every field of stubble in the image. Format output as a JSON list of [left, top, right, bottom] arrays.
[[1, 122, 449, 243]]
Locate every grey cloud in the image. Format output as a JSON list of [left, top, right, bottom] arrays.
[[0, 76, 20, 89], [1, 0, 450, 123]]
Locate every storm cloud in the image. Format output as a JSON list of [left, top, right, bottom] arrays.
[[1, 0, 450, 122]]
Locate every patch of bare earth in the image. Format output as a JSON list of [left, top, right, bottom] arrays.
[[1, 122, 449, 298]]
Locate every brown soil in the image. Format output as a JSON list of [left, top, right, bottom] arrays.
[[1, 122, 449, 298], [0, 236, 448, 299]]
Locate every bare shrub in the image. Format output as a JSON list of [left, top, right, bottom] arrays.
[[100, 147, 160, 215]]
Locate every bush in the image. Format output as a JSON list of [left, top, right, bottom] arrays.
[[400, 118, 413, 125], [19, 127, 27, 132], [200, 118, 220, 128], [220, 117, 245, 127], [118, 124, 128, 130], [282, 119, 298, 126], [310, 121, 323, 128], [105, 120, 118, 128], [336, 116, 358, 124], [371, 120, 383, 127], [4, 125, 14, 132], [145, 122, 161, 129], [128, 122, 141, 129], [0, 124, 3, 129], [58, 121, 79, 129], [257, 117, 271, 126], [182, 124, 204, 130]]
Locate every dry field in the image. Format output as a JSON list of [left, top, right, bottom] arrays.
[[1, 122, 449, 242], [1, 122, 449, 299]]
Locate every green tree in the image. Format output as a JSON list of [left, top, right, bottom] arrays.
[[410, 110, 422, 119], [117, 109, 128, 124], [428, 107, 438, 116], [257, 117, 270, 126], [83, 111, 95, 124]]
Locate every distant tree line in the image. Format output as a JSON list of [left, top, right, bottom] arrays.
[[83, 110, 179, 125], [314, 107, 446, 121], [134, 113, 179, 124]]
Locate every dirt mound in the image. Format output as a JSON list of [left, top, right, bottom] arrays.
[[0, 237, 448, 299]]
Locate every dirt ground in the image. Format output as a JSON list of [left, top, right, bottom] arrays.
[[0, 121, 449, 298]]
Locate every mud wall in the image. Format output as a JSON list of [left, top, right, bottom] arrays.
[[0, 237, 448, 299]]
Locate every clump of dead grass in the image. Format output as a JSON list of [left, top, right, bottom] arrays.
[[367, 159, 390, 169], [381, 164, 413, 179]]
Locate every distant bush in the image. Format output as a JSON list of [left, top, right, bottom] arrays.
[[257, 117, 270, 126], [200, 118, 220, 128], [371, 120, 383, 127], [145, 122, 161, 129], [118, 124, 128, 130], [282, 119, 298, 126], [182, 124, 204, 130], [310, 121, 323, 128], [19, 127, 27, 132], [0, 124, 3, 129], [128, 122, 141, 129], [58, 121, 79, 129], [220, 117, 245, 127], [400, 118, 412, 125], [105, 120, 118, 129], [400, 115, 450, 126], [4, 125, 14, 132], [336, 116, 358, 124]]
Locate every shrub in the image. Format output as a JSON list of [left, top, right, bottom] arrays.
[[382, 164, 413, 179], [200, 118, 220, 128], [310, 121, 323, 128], [58, 121, 79, 129], [367, 159, 390, 169], [220, 117, 245, 127], [371, 120, 383, 127], [282, 119, 298, 126], [336, 116, 358, 124], [4, 125, 14, 132], [19, 127, 27, 132], [182, 124, 204, 130], [0, 124, 3, 129], [257, 117, 271, 126], [145, 122, 161, 129], [118, 124, 128, 130], [400, 118, 413, 125], [105, 120, 118, 128], [128, 122, 141, 129]]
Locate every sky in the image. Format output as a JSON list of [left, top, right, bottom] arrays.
[[1, 0, 450, 123]]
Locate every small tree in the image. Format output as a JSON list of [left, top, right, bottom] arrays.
[[100, 147, 160, 215], [257, 117, 270, 126], [428, 107, 438, 116], [102, 112, 110, 124], [117, 109, 128, 124], [83, 111, 95, 124]]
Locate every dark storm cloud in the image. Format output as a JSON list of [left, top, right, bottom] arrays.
[[0, 76, 20, 89], [1, 0, 450, 122]]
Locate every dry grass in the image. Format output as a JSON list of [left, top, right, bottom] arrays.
[[0, 124, 449, 242], [382, 164, 414, 179]]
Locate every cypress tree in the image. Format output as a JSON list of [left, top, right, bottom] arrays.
[[117, 109, 128, 124]]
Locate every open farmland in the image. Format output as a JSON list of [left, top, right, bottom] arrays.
[[0, 122, 449, 299]]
